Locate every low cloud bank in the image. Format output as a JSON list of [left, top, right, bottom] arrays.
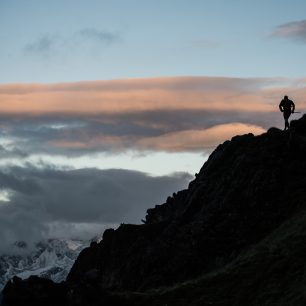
[[0, 165, 191, 253]]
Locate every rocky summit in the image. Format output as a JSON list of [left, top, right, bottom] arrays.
[[3, 115, 306, 306]]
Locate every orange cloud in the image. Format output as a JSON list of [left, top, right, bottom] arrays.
[[137, 123, 266, 152], [1, 77, 305, 154], [50, 135, 126, 150], [1, 77, 305, 115], [47, 123, 265, 152]]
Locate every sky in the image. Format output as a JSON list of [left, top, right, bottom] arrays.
[[1, 0, 306, 252]]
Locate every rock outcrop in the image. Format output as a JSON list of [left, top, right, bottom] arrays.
[[3, 115, 306, 306]]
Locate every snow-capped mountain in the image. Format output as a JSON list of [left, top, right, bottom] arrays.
[[0, 239, 88, 290]]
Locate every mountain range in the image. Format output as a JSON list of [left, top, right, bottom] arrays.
[[0, 239, 86, 290]]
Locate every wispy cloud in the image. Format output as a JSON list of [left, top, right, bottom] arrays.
[[24, 34, 59, 56], [24, 28, 122, 56], [271, 20, 306, 43], [78, 28, 122, 45]]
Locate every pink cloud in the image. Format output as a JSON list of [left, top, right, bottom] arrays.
[[1, 77, 304, 115], [50, 135, 127, 150], [137, 123, 265, 152], [1, 76, 305, 154], [47, 123, 266, 153]]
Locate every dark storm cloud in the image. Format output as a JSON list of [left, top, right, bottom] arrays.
[[0, 165, 191, 253], [271, 20, 306, 43]]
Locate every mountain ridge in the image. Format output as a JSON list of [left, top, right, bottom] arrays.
[[3, 115, 306, 305]]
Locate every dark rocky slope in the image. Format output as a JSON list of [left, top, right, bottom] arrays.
[[3, 115, 306, 306]]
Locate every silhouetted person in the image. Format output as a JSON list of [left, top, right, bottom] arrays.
[[279, 95, 295, 130]]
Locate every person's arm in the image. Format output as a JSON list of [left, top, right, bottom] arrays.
[[291, 101, 295, 113], [279, 101, 283, 112]]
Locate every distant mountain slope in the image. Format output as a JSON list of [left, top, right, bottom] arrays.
[[3, 115, 306, 306], [0, 239, 86, 290]]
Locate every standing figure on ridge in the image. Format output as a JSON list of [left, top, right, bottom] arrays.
[[279, 95, 295, 130]]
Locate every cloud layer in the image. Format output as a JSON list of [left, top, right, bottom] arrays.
[[0, 166, 191, 253], [0, 76, 305, 157], [0, 77, 278, 114]]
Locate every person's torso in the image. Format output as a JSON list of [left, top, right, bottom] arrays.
[[281, 99, 293, 111]]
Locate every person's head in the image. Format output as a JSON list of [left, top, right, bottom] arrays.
[[284, 95, 288, 100]]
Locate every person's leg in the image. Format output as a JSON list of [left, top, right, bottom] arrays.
[[284, 112, 291, 130], [285, 118, 289, 130]]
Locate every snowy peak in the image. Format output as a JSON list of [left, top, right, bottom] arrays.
[[0, 239, 87, 290]]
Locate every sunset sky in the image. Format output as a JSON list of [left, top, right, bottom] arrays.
[[1, 0, 306, 251]]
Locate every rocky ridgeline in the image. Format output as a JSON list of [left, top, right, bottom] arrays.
[[2, 115, 306, 306]]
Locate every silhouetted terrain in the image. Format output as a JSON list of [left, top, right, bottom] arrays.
[[3, 115, 306, 306]]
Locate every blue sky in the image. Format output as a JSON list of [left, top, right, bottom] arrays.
[[1, 0, 306, 83], [1, 0, 306, 246]]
